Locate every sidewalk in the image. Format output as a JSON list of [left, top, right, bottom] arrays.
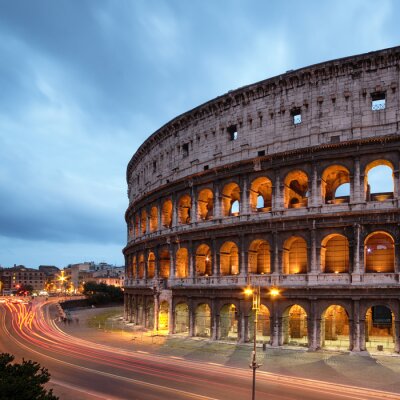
[[60, 306, 400, 394]]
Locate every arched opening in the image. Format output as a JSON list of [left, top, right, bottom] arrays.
[[250, 177, 272, 212], [134, 215, 140, 237], [249, 304, 270, 343], [365, 232, 394, 273], [178, 194, 192, 224], [220, 242, 239, 276], [219, 304, 238, 341], [284, 170, 308, 209], [365, 306, 395, 352], [176, 248, 189, 278], [282, 305, 308, 346], [321, 165, 350, 204], [248, 240, 271, 274], [283, 237, 308, 274], [195, 244, 212, 276], [321, 234, 349, 273], [222, 182, 241, 216], [159, 249, 170, 278], [174, 303, 189, 334], [321, 305, 350, 350], [162, 199, 173, 228], [141, 210, 147, 235], [158, 301, 169, 331], [150, 206, 158, 232], [144, 299, 154, 330], [198, 189, 214, 220], [195, 303, 211, 337], [365, 161, 394, 202], [147, 252, 155, 279], [138, 253, 145, 279], [131, 256, 137, 278]]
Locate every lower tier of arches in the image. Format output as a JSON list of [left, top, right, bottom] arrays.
[[124, 291, 400, 353]]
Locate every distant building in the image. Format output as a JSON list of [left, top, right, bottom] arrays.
[[38, 265, 60, 293], [0, 265, 45, 293]]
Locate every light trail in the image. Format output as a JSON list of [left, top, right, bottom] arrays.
[[1, 298, 399, 400]]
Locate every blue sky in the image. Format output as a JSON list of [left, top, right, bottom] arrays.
[[0, 0, 398, 268]]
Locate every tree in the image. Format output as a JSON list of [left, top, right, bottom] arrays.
[[0, 353, 59, 400], [16, 284, 34, 296], [83, 282, 123, 305]]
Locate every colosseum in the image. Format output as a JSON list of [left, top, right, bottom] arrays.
[[123, 46, 400, 353]]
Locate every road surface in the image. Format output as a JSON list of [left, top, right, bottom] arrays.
[[0, 298, 398, 400]]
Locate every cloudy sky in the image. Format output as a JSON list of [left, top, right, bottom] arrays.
[[0, 1, 398, 268]]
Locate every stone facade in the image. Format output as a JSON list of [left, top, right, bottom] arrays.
[[123, 46, 400, 352]]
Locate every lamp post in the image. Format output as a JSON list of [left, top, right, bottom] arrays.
[[245, 286, 280, 400]]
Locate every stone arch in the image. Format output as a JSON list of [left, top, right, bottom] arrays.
[[162, 199, 172, 228], [365, 160, 394, 201], [282, 304, 308, 346], [364, 231, 394, 273], [149, 206, 158, 232], [147, 251, 155, 279], [159, 248, 170, 278], [248, 239, 271, 274], [138, 253, 145, 279], [321, 234, 349, 273], [321, 305, 350, 350], [195, 244, 212, 276], [220, 241, 239, 276], [284, 170, 309, 209], [222, 182, 241, 216], [176, 247, 189, 278], [198, 188, 214, 220], [249, 177, 272, 212], [141, 210, 147, 235], [283, 236, 308, 274], [219, 303, 238, 340], [174, 302, 189, 334], [321, 165, 350, 204], [249, 304, 271, 342], [365, 304, 395, 352], [158, 301, 169, 331], [195, 303, 211, 337], [178, 194, 192, 224]]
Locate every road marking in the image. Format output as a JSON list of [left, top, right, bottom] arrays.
[[137, 350, 149, 354], [170, 356, 184, 360], [207, 362, 223, 366], [50, 379, 117, 400]]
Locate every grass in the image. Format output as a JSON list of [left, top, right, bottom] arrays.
[[87, 307, 123, 328]]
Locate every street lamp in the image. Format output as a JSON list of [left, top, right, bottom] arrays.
[[245, 285, 280, 400], [58, 271, 67, 299]]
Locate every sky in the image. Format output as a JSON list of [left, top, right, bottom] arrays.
[[0, 0, 399, 269]]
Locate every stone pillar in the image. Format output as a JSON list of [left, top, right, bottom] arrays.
[[395, 237, 400, 274], [271, 231, 280, 275], [352, 224, 361, 281], [351, 158, 362, 203], [138, 211, 142, 237], [271, 300, 280, 346], [394, 319, 400, 353], [154, 293, 160, 332], [157, 200, 162, 231], [169, 244, 175, 279], [393, 169, 399, 199], [310, 164, 319, 207], [172, 194, 178, 227], [189, 300, 195, 337], [310, 226, 318, 273], [241, 177, 249, 214], [143, 250, 148, 280], [240, 235, 248, 277], [351, 299, 361, 352], [212, 239, 220, 276], [274, 174, 283, 210], [214, 185, 221, 218], [308, 300, 320, 351], [145, 207, 150, 234], [189, 242, 195, 279], [168, 301, 174, 334]]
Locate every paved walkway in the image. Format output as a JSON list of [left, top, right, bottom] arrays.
[[60, 306, 400, 394]]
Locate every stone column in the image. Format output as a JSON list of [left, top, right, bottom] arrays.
[[143, 250, 148, 280], [240, 235, 248, 277], [189, 241, 195, 279], [271, 299, 280, 346], [189, 299, 195, 337], [351, 158, 362, 203], [274, 174, 283, 210], [308, 300, 320, 350], [241, 177, 249, 215], [154, 247, 159, 279], [394, 319, 400, 353], [271, 231, 279, 275], [168, 301, 174, 334], [393, 169, 399, 199], [212, 308, 220, 341], [212, 239, 220, 276], [157, 200, 162, 231], [138, 212, 142, 237], [146, 207, 150, 234], [310, 226, 318, 273], [214, 185, 221, 218], [395, 236, 400, 274], [310, 164, 319, 207], [351, 299, 361, 352], [154, 293, 160, 332], [172, 194, 178, 227], [352, 224, 361, 282], [169, 243, 175, 279]]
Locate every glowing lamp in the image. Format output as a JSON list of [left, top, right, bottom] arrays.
[[270, 288, 280, 297], [244, 287, 254, 296]]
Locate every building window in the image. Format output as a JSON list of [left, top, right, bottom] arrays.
[[291, 109, 302, 125], [152, 160, 157, 172], [227, 125, 238, 141], [182, 143, 189, 157], [257, 150, 265, 157], [371, 92, 386, 111]]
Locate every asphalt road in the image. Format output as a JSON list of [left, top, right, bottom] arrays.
[[0, 298, 399, 400]]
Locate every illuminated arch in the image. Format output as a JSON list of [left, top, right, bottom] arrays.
[[195, 244, 212, 276], [176, 248, 189, 278], [161, 199, 172, 228], [321, 305, 350, 350], [178, 194, 191, 224], [159, 248, 170, 278], [248, 240, 271, 274], [321, 234, 349, 273], [365, 305, 395, 351], [282, 305, 308, 346], [365, 160, 394, 202], [197, 188, 214, 220], [138, 253, 145, 279], [284, 170, 308, 209], [149, 206, 158, 232], [222, 182, 241, 216], [220, 241, 239, 275], [141, 210, 147, 235], [321, 165, 350, 204], [147, 252, 155, 279], [195, 303, 211, 337], [364, 231, 394, 273], [283, 237, 307, 274], [174, 303, 189, 334], [219, 304, 238, 340], [249, 177, 272, 212]]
